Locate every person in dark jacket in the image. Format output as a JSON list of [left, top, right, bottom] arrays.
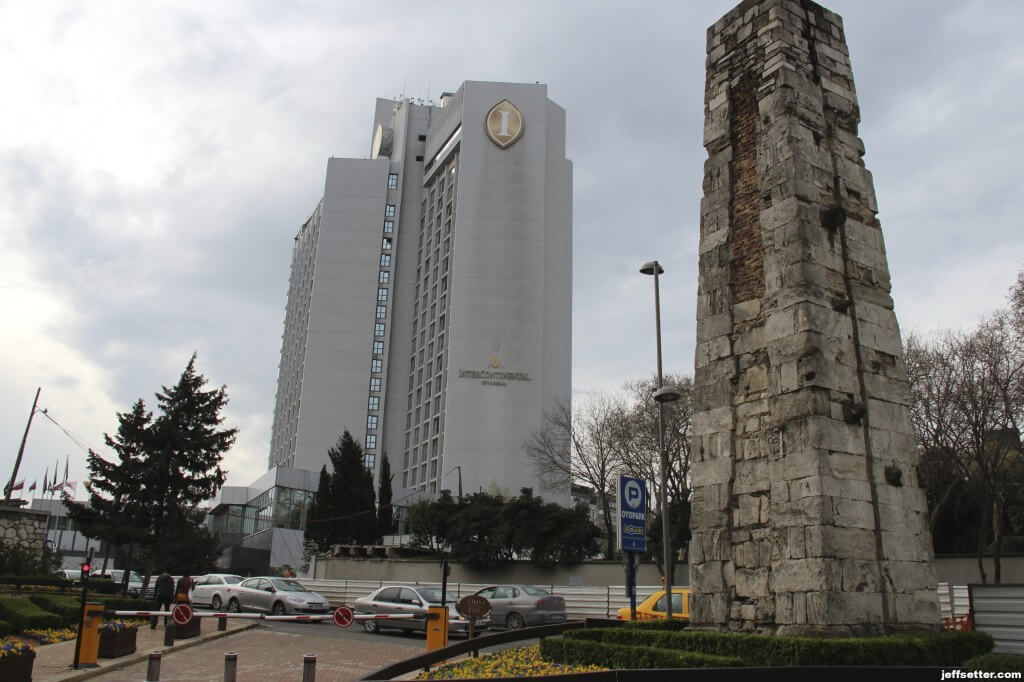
[[152, 569, 174, 629], [175, 572, 193, 603]]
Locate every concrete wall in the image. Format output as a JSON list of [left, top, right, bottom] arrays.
[[315, 555, 1024, 587]]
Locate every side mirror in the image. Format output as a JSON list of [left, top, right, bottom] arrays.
[[266, 586, 276, 593]]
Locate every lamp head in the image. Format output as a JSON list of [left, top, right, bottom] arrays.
[[639, 261, 664, 276], [654, 386, 682, 403]]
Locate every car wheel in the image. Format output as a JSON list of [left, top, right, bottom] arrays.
[[272, 602, 286, 616], [363, 618, 379, 634], [228, 598, 241, 613], [211, 595, 223, 610], [506, 613, 525, 630]]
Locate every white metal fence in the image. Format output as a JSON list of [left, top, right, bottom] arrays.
[[968, 584, 1024, 654]]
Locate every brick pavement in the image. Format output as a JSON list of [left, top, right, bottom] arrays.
[[32, 620, 425, 682]]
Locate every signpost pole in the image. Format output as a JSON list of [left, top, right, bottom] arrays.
[[627, 550, 637, 620]]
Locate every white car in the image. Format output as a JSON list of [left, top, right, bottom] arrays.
[[192, 573, 245, 610]]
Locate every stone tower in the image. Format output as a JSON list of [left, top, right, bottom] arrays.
[[690, 0, 939, 634]]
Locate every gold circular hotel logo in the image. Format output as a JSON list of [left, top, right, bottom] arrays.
[[485, 99, 524, 149]]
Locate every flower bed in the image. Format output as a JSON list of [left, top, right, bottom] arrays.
[[24, 626, 77, 644], [98, 620, 140, 658], [418, 645, 606, 680], [0, 638, 35, 682]]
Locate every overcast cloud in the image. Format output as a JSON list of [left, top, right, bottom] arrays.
[[2, 0, 1022, 495]]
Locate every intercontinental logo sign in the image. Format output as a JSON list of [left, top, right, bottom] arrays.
[[458, 354, 530, 386], [485, 99, 524, 149]]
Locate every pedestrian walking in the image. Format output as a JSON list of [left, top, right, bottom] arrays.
[[175, 572, 194, 603], [152, 569, 174, 629]]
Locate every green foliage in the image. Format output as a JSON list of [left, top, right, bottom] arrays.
[[540, 637, 742, 669], [138, 507, 221, 575], [305, 432, 376, 547], [963, 652, 1024, 673], [406, 489, 459, 554], [0, 538, 61, 576], [0, 621, 11, 636], [560, 626, 993, 667], [28, 595, 80, 627], [449, 491, 507, 568], [0, 598, 62, 633], [376, 453, 394, 542], [66, 354, 236, 577]]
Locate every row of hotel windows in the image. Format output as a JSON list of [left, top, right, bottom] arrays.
[[363, 172, 400, 470]]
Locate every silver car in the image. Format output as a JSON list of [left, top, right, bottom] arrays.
[[225, 577, 330, 616], [192, 573, 245, 609], [473, 584, 566, 629], [354, 586, 489, 636]]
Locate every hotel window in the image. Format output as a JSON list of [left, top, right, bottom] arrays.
[[379, 271, 390, 283], [372, 341, 384, 356], [371, 359, 383, 373], [387, 173, 398, 190], [382, 237, 392, 250], [364, 454, 375, 469], [385, 204, 396, 217], [369, 377, 381, 392], [365, 434, 377, 450], [380, 254, 391, 267], [368, 396, 379, 410], [367, 415, 378, 430], [375, 323, 385, 336], [383, 220, 394, 233], [377, 287, 389, 301], [376, 305, 387, 319]]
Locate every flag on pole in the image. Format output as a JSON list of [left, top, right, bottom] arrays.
[[63, 455, 69, 486], [42, 469, 49, 495], [66, 481, 77, 493], [29, 481, 37, 493]]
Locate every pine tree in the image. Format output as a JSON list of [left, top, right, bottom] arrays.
[[304, 465, 332, 550], [376, 453, 394, 542], [326, 432, 376, 545]]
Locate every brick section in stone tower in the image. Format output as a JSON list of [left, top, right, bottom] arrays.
[[690, 0, 939, 635]]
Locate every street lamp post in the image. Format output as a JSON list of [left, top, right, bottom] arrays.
[[640, 260, 681, 620]]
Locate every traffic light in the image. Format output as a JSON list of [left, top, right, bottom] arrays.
[[81, 561, 90, 581]]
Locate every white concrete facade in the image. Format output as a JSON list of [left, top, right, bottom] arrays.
[[268, 81, 572, 506]]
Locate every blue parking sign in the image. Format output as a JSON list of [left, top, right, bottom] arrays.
[[618, 476, 647, 552]]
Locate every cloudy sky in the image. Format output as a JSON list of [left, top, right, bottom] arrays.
[[2, 0, 1022, 497]]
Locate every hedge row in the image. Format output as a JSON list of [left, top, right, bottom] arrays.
[[28, 594, 82, 628], [0, 598, 62, 632], [962, 653, 1024, 673], [0, 620, 11, 636], [540, 637, 744, 669], [561, 624, 993, 667]]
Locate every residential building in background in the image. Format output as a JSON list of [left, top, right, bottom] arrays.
[[268, 81, 572, 507]]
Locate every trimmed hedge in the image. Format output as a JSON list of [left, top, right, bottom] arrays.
[[624, 618, 689, 632], [541, 637, 744, 669], [561, 625, 993, 667], [0, 597, 62, 633], [29, 594, 82, 627], [963, 653, 1024, 673], [0, 619, 11, 636]]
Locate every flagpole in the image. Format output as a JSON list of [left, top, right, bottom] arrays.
[[5, 387, 41, 506]]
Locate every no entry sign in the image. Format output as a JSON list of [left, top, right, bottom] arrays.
[[333, 606, 354, 628], [172, 603, 193, 625]]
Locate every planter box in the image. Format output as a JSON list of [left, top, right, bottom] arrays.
[[176, 616, 201, 639], [0, 650, 36, 682], [98, 628, 138, 658]]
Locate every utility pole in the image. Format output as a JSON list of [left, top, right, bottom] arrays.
[[5, 387, 41, 505]]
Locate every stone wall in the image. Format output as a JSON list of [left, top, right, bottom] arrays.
[[690, 0, 939, 634], [0, 505, 48, 557]]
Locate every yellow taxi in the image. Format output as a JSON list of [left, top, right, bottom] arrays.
[[617, 587, 690, 620]]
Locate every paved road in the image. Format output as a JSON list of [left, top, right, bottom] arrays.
[[85, 621, 427, 681]]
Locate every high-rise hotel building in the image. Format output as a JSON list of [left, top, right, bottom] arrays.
[[268, 81, 572, 505]]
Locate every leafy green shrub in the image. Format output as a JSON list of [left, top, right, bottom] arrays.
[[624, 618, 689, 631], [98, 596, 155, 613], [0, 620, 11, 636], [561, 627, 992, 667], [541, 637, 742, 669], [29, 594, 81, 627], [963, 653, 1024, 673], [0, 598, 62, 633]]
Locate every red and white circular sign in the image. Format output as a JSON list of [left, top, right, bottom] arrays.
[[172, 603, 193, 625], [333, 606, 354, 628]]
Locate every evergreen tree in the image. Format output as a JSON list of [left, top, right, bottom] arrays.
[[304, 465, 333, 550], [376, 453, 394, 542], [326, 432, 376, 545]]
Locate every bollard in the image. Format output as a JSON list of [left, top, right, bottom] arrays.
[[302, 653, 316, 682], [164, 621, 175, 647], [146, 652, 162, 681], [218, 617, 228, 632], [224, 651, 238, 682]]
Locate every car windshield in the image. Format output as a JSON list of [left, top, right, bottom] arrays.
[[271, 579, 308, 592], [521, 585, 549, 596]]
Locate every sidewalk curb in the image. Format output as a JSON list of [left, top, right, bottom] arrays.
[[58, 623, 261, 682]]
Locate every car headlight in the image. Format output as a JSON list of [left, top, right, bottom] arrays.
[[286, 596, 307, 605]]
